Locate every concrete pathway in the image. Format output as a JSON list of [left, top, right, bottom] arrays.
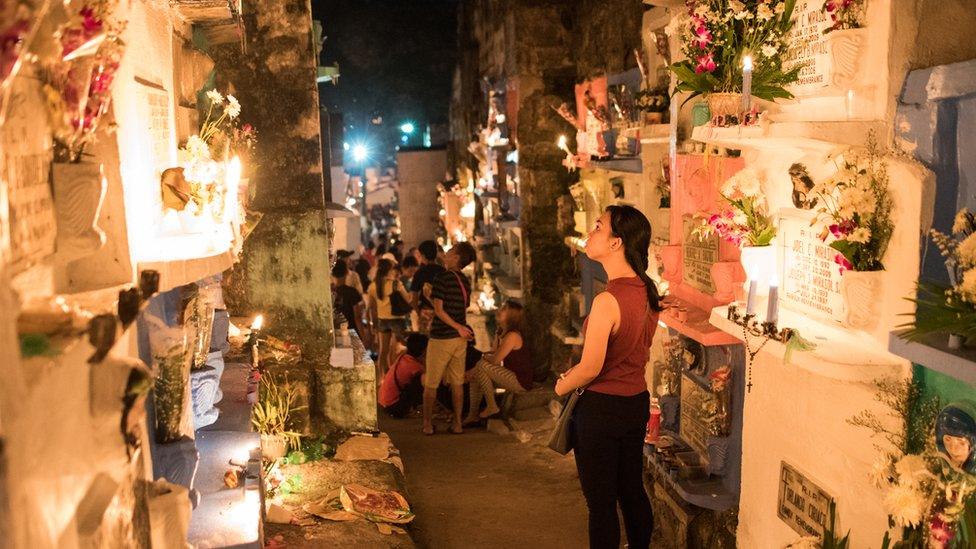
[[189, 361, 262, 548], [381, 413, 590, 549]]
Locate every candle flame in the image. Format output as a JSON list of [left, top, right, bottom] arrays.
[[250, 314, 264, 331], [742, 55, 753, 71], [558, 135, 567, 149]]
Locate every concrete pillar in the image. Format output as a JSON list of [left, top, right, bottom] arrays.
[[211, 0, 339, 429]]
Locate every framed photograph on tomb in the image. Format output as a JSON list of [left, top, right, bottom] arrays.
[[778, 208, 845, 324]]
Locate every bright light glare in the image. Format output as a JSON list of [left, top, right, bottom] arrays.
[[400, 122, 415, 134], [251, 314, 264, 331], [352, 144, 368, 162], [343, 142, 350, 151], [743, 54, 753, 71]]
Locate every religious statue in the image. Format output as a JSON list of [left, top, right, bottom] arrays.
[[936, 402, 976, 474], [788, 163, 818, 210]]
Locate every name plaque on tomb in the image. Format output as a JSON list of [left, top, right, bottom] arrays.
[[682, 216, 718, 294], [679, 375, 713, 460], [782, 0, 832, 96], [778, 462, 833, 539], [780, 211, 844, 323], [2, 94, 57, 268]]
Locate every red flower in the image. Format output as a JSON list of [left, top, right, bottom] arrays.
[[695, 53, 716, 74], [834, 253, 853, 274], [692, 26, 713, 49], [828, 220, 856, 239], [825, 1, 837, 11], [79, 7, 104, 37]]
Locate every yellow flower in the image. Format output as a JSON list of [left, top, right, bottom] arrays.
[[883, 483, 928, 528], [848, 227, 871, 244], [953, 208, 971, 234], [226, 95, 241, 119], [959, 268, 976, 303], [958, 233, 976, 267]]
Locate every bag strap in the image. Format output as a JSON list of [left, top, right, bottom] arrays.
[[450, 271, 469, 307]]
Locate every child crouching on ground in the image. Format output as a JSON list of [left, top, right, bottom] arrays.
[[379, 332, 428, 418]]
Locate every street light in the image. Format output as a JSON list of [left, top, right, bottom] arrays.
[[400, 122, 415, 134], [352, 144, 368, 163]]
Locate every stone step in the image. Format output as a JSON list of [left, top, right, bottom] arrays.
[[511, 405, 554, 422], [505, 384, 556, 412]]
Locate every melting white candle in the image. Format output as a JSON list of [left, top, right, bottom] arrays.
[[741, 55, 753, 114]]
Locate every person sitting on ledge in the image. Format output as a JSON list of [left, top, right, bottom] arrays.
[[463, 300, 533, 425], [379, 332, 429, 418]]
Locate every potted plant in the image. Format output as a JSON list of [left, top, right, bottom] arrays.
[[696, 167, 777, 296], [666, 0, 800, 118], [821, 0, 869, 89], [900, 208, 976, 349], [811, 135, 893, 330], [252, 374, 304, 461]]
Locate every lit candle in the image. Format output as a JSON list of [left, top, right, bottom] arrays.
[[741, 55, 753, 114], [557, 134, 572, 155], [766, 285, 779, 326], [846, 89, 855, 120], [746, 280, 758, 315]]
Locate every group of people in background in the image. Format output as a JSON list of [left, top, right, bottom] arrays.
[[329, 236, 534, 435], [331, 204, 660, 548]]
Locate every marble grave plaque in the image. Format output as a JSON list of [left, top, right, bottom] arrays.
[[782, 0, 832, 96], [2, 91, 56, 268], [682, 216, 718, 294], [778, 462, 833, 539], [679, 374, 714, 461], [780, 211, 844, 323]]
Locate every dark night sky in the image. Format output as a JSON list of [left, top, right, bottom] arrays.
[[311, 0, 459, 164]]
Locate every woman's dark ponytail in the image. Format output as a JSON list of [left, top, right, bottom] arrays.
[[607, 205, 664, 312]]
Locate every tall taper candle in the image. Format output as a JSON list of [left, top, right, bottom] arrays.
[[746, 280, 758, 315], [741, 55, 753, 114], [767, 285, 779, 325]]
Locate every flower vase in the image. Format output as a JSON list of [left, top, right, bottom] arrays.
[[51, 161, 107, 263], [840, 270, 883, 330], [643, 112, 663, 125], [826, 28, 868, 89], [706, 93, 743, 120], [706, 435, 730, 476], [260, 433, 288, 460], [739, 245, 776, 296], [178, 205, 208, 234]]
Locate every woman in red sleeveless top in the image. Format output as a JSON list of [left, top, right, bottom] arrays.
[[555, 205, 662, 549]]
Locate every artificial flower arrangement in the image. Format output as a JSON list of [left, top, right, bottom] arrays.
[[900, 208, 976, 346], [810, 137, 894, 274], [666, 0, 801, 104], [163, 89, 245, 219], [703, 365, 732, 437], [847, 378, 976, 549], [695, 167, 776, 247], [42, 1, 126, 162], [635, 86, 670, 113], [822, 0, 866, 34]]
